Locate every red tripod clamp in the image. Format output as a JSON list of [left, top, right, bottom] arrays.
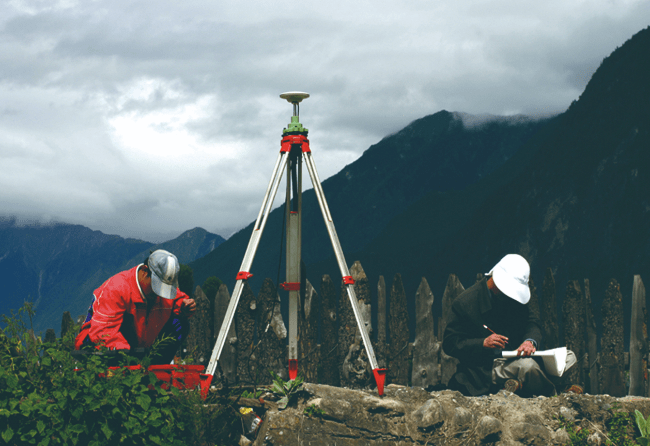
[[280, 134, 310, 153], [279, 282, 300, 291], [236, 271, 253, 281]]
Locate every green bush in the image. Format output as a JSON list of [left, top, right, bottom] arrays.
[[635, 410, 650, 446], [0, 304, 239, 446]]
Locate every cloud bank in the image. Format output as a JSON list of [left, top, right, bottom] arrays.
[[0, 0, 648, 241]]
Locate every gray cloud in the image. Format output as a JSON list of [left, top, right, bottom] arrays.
[[0, 0, 647, 241]]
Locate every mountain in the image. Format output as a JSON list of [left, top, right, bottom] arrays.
[[190, 112, 553, 291], [322, 26, 650, 332], [0, 219, 224, 334], [191, 26, 650, 343], [123, 227, 226, 269]]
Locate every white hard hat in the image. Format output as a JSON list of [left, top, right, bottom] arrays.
[[487, 254, 530, 304]]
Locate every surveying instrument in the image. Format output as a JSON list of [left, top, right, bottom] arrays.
[[202, 92, 386, 395]]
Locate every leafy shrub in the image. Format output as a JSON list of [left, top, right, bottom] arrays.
[[270, 371, 303, 410], [635, 410, 650, 446], [0, 303, 239, 446], [606, 406, 637, 446]]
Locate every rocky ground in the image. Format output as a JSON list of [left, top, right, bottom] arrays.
[[244, 383, 649, 446]]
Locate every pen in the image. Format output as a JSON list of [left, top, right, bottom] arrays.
[[483, 324, 496, 335]]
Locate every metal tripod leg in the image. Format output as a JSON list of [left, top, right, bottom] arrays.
[[302, 151, 387, 394], [285, 150, 301, 380], [203, 151, 290, 386]]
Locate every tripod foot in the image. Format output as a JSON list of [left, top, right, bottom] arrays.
[[373, 368, 387, 396], [200, 373, 213, 399], [288, 359, 298, 380]]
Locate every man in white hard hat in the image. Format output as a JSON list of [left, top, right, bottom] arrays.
[[442, 254, 575, 396], [75, 249, 196, 364]]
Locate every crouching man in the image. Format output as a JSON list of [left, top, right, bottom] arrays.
[[442, 254, 576, 397], [75, 249, 196, 364]]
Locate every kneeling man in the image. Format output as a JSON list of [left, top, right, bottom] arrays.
[[442, 254, 575, 397], [75, 249, 196, 364]]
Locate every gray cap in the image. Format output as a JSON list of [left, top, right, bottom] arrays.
[[148, 249, 179, 300]]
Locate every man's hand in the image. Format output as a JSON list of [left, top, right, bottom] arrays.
[[517, 340, 536, 356], [483, 333, 508, 349], [180, 298, 196, 316]]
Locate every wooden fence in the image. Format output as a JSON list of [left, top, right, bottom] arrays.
[[56, 262, 649, 397]]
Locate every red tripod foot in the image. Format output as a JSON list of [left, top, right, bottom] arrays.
[[288, 359, 298, 380], [373, 368, 387, 396]]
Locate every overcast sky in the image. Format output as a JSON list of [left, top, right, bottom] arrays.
[[1, 0, 648, 242]]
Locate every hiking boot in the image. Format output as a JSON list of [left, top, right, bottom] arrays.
[[504, 379, 521, 393], [564, 384, 583, 394]]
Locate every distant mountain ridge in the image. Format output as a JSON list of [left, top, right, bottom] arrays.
[[4, 25, 648, 344], [190, 110, 553, 291], [318, 26, 650, 332], [0, 218, 224, 334], [192, 26, 650, 343]]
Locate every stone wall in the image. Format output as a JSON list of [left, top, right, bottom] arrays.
[[250, 383, 650, 446]]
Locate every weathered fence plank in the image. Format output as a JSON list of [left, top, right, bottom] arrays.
[[236, 281, 257, 384], [412, 277, 438, 389], [338, 269, 360, 387], [256, 278, 287, 383], [299, 279, 319, 384], [186, 285, 211, 364], [629, 275, 647, 396], [584, 279, 600, 395], [389, 273, 410, 385], [376, 275, 387, 369], [214, 283, 237, 385], [340, 262, 373, 388], [440, 274, 464, 386], [540, 268, 559, 350], [562, 280, 586, 389], [319, 275, 339, 387], [45, 328, 56, 344], [600, 279, 626, 396], [528, 278, 541, 321], [61, 311, 75, 339]]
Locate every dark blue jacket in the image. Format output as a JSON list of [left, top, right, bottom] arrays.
[[442, 278, 542, 396]]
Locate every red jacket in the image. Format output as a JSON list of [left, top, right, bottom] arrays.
[[75, 265, 189, 350]]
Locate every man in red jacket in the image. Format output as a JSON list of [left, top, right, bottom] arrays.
[[75, 249, 196, 364]]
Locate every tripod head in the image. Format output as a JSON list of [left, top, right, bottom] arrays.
[[280, 91, 309, 134]]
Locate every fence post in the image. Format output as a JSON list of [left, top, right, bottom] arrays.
[[256, 278, 288, 383], [214, 283, 237, 385], [45, 329, 56, 344], [600, 279, 626, 396], [412, 277, 438, 389], [299, 278, 319, 384], [61, 311, 75, 339], [389, 273, 410, 385], [540, 268, 559, 350], [235, 281, 257, 385], [186, 285, 211, 364], [440, 274, 464, 386], [319, 275, 339, 387], [338, 262, 371, 388], [342, 262, 373, 388], [629, 275, 648, 396], [527, 278, 541, 321], [376, 275, 387, 369], [562, 280, 586, 389], [584, 279, 600, 395]]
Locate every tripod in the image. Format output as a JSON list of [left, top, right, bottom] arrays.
[[202, 92, 386, 396]]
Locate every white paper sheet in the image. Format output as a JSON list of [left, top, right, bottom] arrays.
[[501, 347, 568, 377]]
